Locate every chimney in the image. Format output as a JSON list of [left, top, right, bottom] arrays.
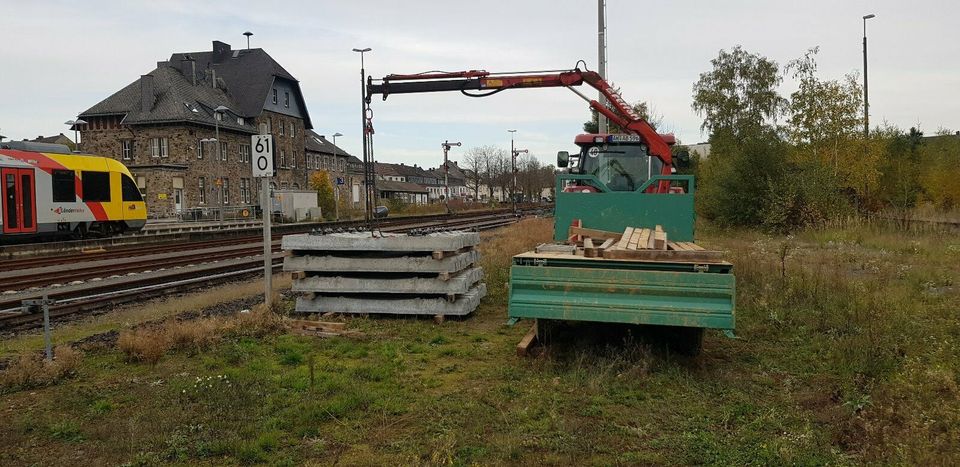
[[212, 40, 232, 63], [140, 74, 155, 112], [180, 55, 196, 85]]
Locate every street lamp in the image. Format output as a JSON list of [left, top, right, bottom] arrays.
[[353, 47, 373, 222], [863, 13, 876, 138], [243, 31, 253, 49], [332, 131, 343, 220], [64, 119, 87, 153]]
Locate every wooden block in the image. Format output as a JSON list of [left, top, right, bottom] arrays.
[[654, 229, 667, 250], [615, 227, 634, 250], [434, 314, 445, 324], [568, 226, 623, 241], [583, 237, 597, 258], [516, 322, 538, 357], [601, 248, 725, 262], [291, 271, 306, 280], [636, 228, 651, 249]]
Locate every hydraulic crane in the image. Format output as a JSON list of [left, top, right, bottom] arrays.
[[363, 63, 734, 355]]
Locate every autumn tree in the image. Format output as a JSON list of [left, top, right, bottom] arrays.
[[309, 170, 336, 220], [462, 145, 502, 199]]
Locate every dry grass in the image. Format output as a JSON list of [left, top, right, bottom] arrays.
[[117, 300, 286, 365], [477, 216, 554, 306], [0, 345, 82, 391]]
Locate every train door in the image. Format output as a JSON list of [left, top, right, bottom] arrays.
[[2, 168, 37, 234]]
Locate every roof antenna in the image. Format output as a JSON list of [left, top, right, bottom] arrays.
[[243, 31, 253, 49]]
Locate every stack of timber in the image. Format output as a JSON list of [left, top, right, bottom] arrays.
[[557, 224, 725, 263], [282, 231, 486, 317]]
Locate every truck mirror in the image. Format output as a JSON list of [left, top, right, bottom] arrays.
[[557, 151, 569, 168]]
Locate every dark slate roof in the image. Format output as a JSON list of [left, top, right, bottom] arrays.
[[31, 134, 73, 145], [169, 46, 312, 129], [80, 65, 255, 133], [304, 130, 352, 157], [377, 179, 428, 193], [375, 162, 402, 177]]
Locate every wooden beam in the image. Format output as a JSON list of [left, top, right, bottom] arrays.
[[598, 238, 615, 250], [602, 248, 725, 262], [516, 322, 538, 357], [568, 226, 623, 241], [636, 228, 651, 250]]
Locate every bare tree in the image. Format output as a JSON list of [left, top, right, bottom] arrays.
[[462, 145, 499, 200]]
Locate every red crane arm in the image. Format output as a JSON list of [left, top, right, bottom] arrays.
[[367, 68, 673, 166]]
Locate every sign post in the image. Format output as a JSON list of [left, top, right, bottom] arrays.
[[252, 134, 275, 305], [335, 177, 344, 221]]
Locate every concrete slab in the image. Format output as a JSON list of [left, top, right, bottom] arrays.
[[283, 249, 480, 273], [282, 231, 480, 252], [292, 267, 483, 295], [295, 283, 487, 316]]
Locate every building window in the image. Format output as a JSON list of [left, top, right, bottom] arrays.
[[198, 177, 206, 204], [219, 142, 228, 161], [285, 92, 290, 108], [121, 140, 134, 160], [267, 117, 272, 133], [279, 149, 286, 168], [240, 178, 249, 204], [291, 151, 297, 168], [150, 137, 168, 158], [279, 121, 285, 136], [240, 143, 251, 163], [197, 140, 205, 159], [222, 178, 229, 204], [237, 117, 244, 125], [214, 112, 222, 121], [272, 88, 278, 104], [289, 123, 295, 137]]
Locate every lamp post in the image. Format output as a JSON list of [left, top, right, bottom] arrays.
[[332, 131, 343, 220], [212, 105, 231, 226], [243, 31, 253, 49], [64, 119, 87, 153], [352, 47, 373, 222], [863, 13, 876, 138]]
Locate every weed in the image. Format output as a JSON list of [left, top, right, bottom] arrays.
[[117, 328, 170, 364], [47, 420, 84, 442], [0, 345, 82, 390]]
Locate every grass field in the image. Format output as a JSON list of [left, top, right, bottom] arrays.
[[1, 217, 958, 465]]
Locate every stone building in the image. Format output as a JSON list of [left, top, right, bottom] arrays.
[[77, 40, 312, 218], [304, 130, 364, 207]]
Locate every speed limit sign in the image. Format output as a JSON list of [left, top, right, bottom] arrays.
[[251, 134, 274, 177]]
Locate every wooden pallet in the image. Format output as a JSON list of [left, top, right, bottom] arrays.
[[561, 222, 721, 261]]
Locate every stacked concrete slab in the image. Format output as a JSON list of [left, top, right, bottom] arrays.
[[282, 231, 485, 317]]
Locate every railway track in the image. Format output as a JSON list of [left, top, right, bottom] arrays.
[[0, 210, 526, 330]]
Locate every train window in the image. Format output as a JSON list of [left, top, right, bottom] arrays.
[[52, 170, 76, 202], [121, 176, 142, 202], [81, 171, 111, 202]]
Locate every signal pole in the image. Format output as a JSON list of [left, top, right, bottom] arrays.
[[441, 140, 461, 212]]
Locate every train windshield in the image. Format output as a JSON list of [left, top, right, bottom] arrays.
[[121, 176, 143, 202], [578, 144, 663, 191]]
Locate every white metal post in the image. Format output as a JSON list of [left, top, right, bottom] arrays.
[[261, 179, 272, 305]]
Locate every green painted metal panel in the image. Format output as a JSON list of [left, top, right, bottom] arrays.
[[554, 174, 696, 242], [508, 264, 735, 329]]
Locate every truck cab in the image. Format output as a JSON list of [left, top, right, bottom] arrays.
[[559, 133, 675, 192]]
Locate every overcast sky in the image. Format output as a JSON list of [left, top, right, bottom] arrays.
[[2, 0, 958, 168]]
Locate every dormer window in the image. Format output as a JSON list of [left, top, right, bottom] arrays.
[[272, 89, 278, 104], [284, 92, 290, 108], [214, 112, 222, 121], [237, 117, 244, 125]]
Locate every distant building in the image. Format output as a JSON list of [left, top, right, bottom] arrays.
[[29, 133, 75, 151], [77, 40, 313, 218], [687, 142, 711, 160]]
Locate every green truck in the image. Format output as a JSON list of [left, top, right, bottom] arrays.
[[507, 134, 736, 355]]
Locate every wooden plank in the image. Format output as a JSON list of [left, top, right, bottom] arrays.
[[667, 241, 684, 251], [516, 322, 538, 357], [627, 228, 643, 249], [615, 227, 634, 250], [536, 243, 577, 254], [567, 219, 583, 244], [636, 228, 652, 250], [602, 248, 725, 262], [291, 271, 306, 280], [598, 238, 615, 251], [568, 226, 623, 241], [685, 242, 705, 251]]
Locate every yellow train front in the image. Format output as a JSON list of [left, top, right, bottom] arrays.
[[0, 142, 146, 242]]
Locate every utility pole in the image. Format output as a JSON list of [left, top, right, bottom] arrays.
[[597, 0, 608, 134], [441, 140, 461, 212], [862, 14, 876, 138], [352, 47, 374, 223]]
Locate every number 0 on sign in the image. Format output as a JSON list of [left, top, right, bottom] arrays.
[[251, 134, 274, 177]]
